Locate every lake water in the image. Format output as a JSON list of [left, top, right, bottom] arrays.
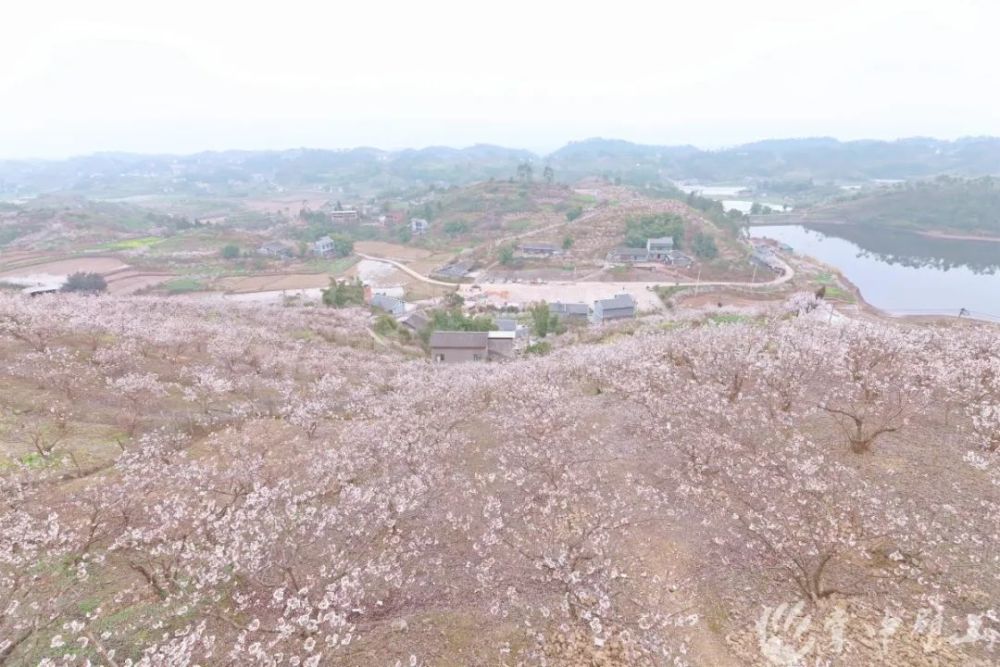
[[749, 224, 1000, 322]]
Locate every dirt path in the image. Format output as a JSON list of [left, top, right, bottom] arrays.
[[355, 250, 793, 310], [354, 253, 457, 287]]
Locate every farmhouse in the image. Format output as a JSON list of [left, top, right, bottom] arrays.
[[329, 210, 359, 223], [312, 235, 336, 256], [496, 318, 529, 338], [429, 330, 514, 363], [550, 301, 590, 322], [646, 237, 675, 261], [258, 241, 294, 258], [516, 242, 560, 258], [487, 331, 516, 359], [370, 294, 406, 317], [607, 247, 649, 263], [410, 218, 429, 235], [400, 311, 429, 332], [665, 250, 694, 267], [591, 293, 636, 324]]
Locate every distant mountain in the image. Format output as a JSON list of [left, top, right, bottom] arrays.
[[1, 137, 998, 197], [548, 136, 1000, 184]]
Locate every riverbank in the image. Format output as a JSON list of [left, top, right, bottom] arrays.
[[916, 229, 1000, 243]]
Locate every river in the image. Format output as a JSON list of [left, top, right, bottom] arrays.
[[748, 224, 1000, 322]]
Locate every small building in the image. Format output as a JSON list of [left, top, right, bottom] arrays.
[[258, 241, 294, 258], [646, 237, 675, 261], [550, 302, 590, 322], [664, 250, 694, 267], [429, 331, 489, 363], [496, 318, 529, 338], [429, 330, 514, 363], [608, 247, 649, 263], [400, 311, 429, 332], [591, 293, 636, 324], [517, 242, 560, 258], [329, 210, 359, 223], [312, 235, 336, 256], [487, 331, 516, 359], [411, 218, 429, 235], [371, 293, 406, 317]]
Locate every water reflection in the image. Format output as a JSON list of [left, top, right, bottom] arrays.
[[804, 224, 1000, 275], [749, 224, 1000, 320]]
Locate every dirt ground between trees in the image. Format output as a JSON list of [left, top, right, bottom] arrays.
[[0, 257, 128, 279], [216, 273, 333, 293], [354, 241, 432, 261]]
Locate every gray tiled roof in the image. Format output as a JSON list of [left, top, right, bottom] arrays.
[[595, 294, 636, 309], [429, 331, 489, 348], [551, 302, 590, 315]]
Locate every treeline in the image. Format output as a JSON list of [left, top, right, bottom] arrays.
[[813, 175, 1000, 234]]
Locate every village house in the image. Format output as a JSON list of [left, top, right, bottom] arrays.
[[410, 218, 429, 235], [258, 241, 294, 258], [400, 311, 429, 332], [516, 242, 560, 258], [591, 293, 637, 324], [329, 210, 359, 223], [487, 331, 516, 359], [646, 236, 675, 261], [607, 247, 650, 263], [665, 250, 694, 267], [370, 293, 406, 317], [312, 235, 336, 256], [550, 301, 590, 322], [429, 330, 515, 363], [496, 318, 530, 338], [429, 331, 488, 363]]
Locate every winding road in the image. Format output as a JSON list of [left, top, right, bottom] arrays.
[[354, 249, 795, 310]]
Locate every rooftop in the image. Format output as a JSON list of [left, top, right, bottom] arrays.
[[429, 331, 489, 348], [595, 293, 636, 309]]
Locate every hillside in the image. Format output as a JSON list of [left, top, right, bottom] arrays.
[[4, 137, 1000, 198], [1, 293, 998, 665], [805, 176, 1000, 236]]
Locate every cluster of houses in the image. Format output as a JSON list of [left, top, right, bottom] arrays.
[[607, 237, 693, 267], [516, 242, 562, 258], [550, 293, 637, 325], [427, 293, 637, 363]]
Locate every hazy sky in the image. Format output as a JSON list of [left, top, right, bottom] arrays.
[[2, 0, 997, 158]]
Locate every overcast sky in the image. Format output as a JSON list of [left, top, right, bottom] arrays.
[[1, 0, 997, 159]]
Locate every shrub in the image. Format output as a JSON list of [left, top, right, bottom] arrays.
[[61, 272, 107, 293]]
